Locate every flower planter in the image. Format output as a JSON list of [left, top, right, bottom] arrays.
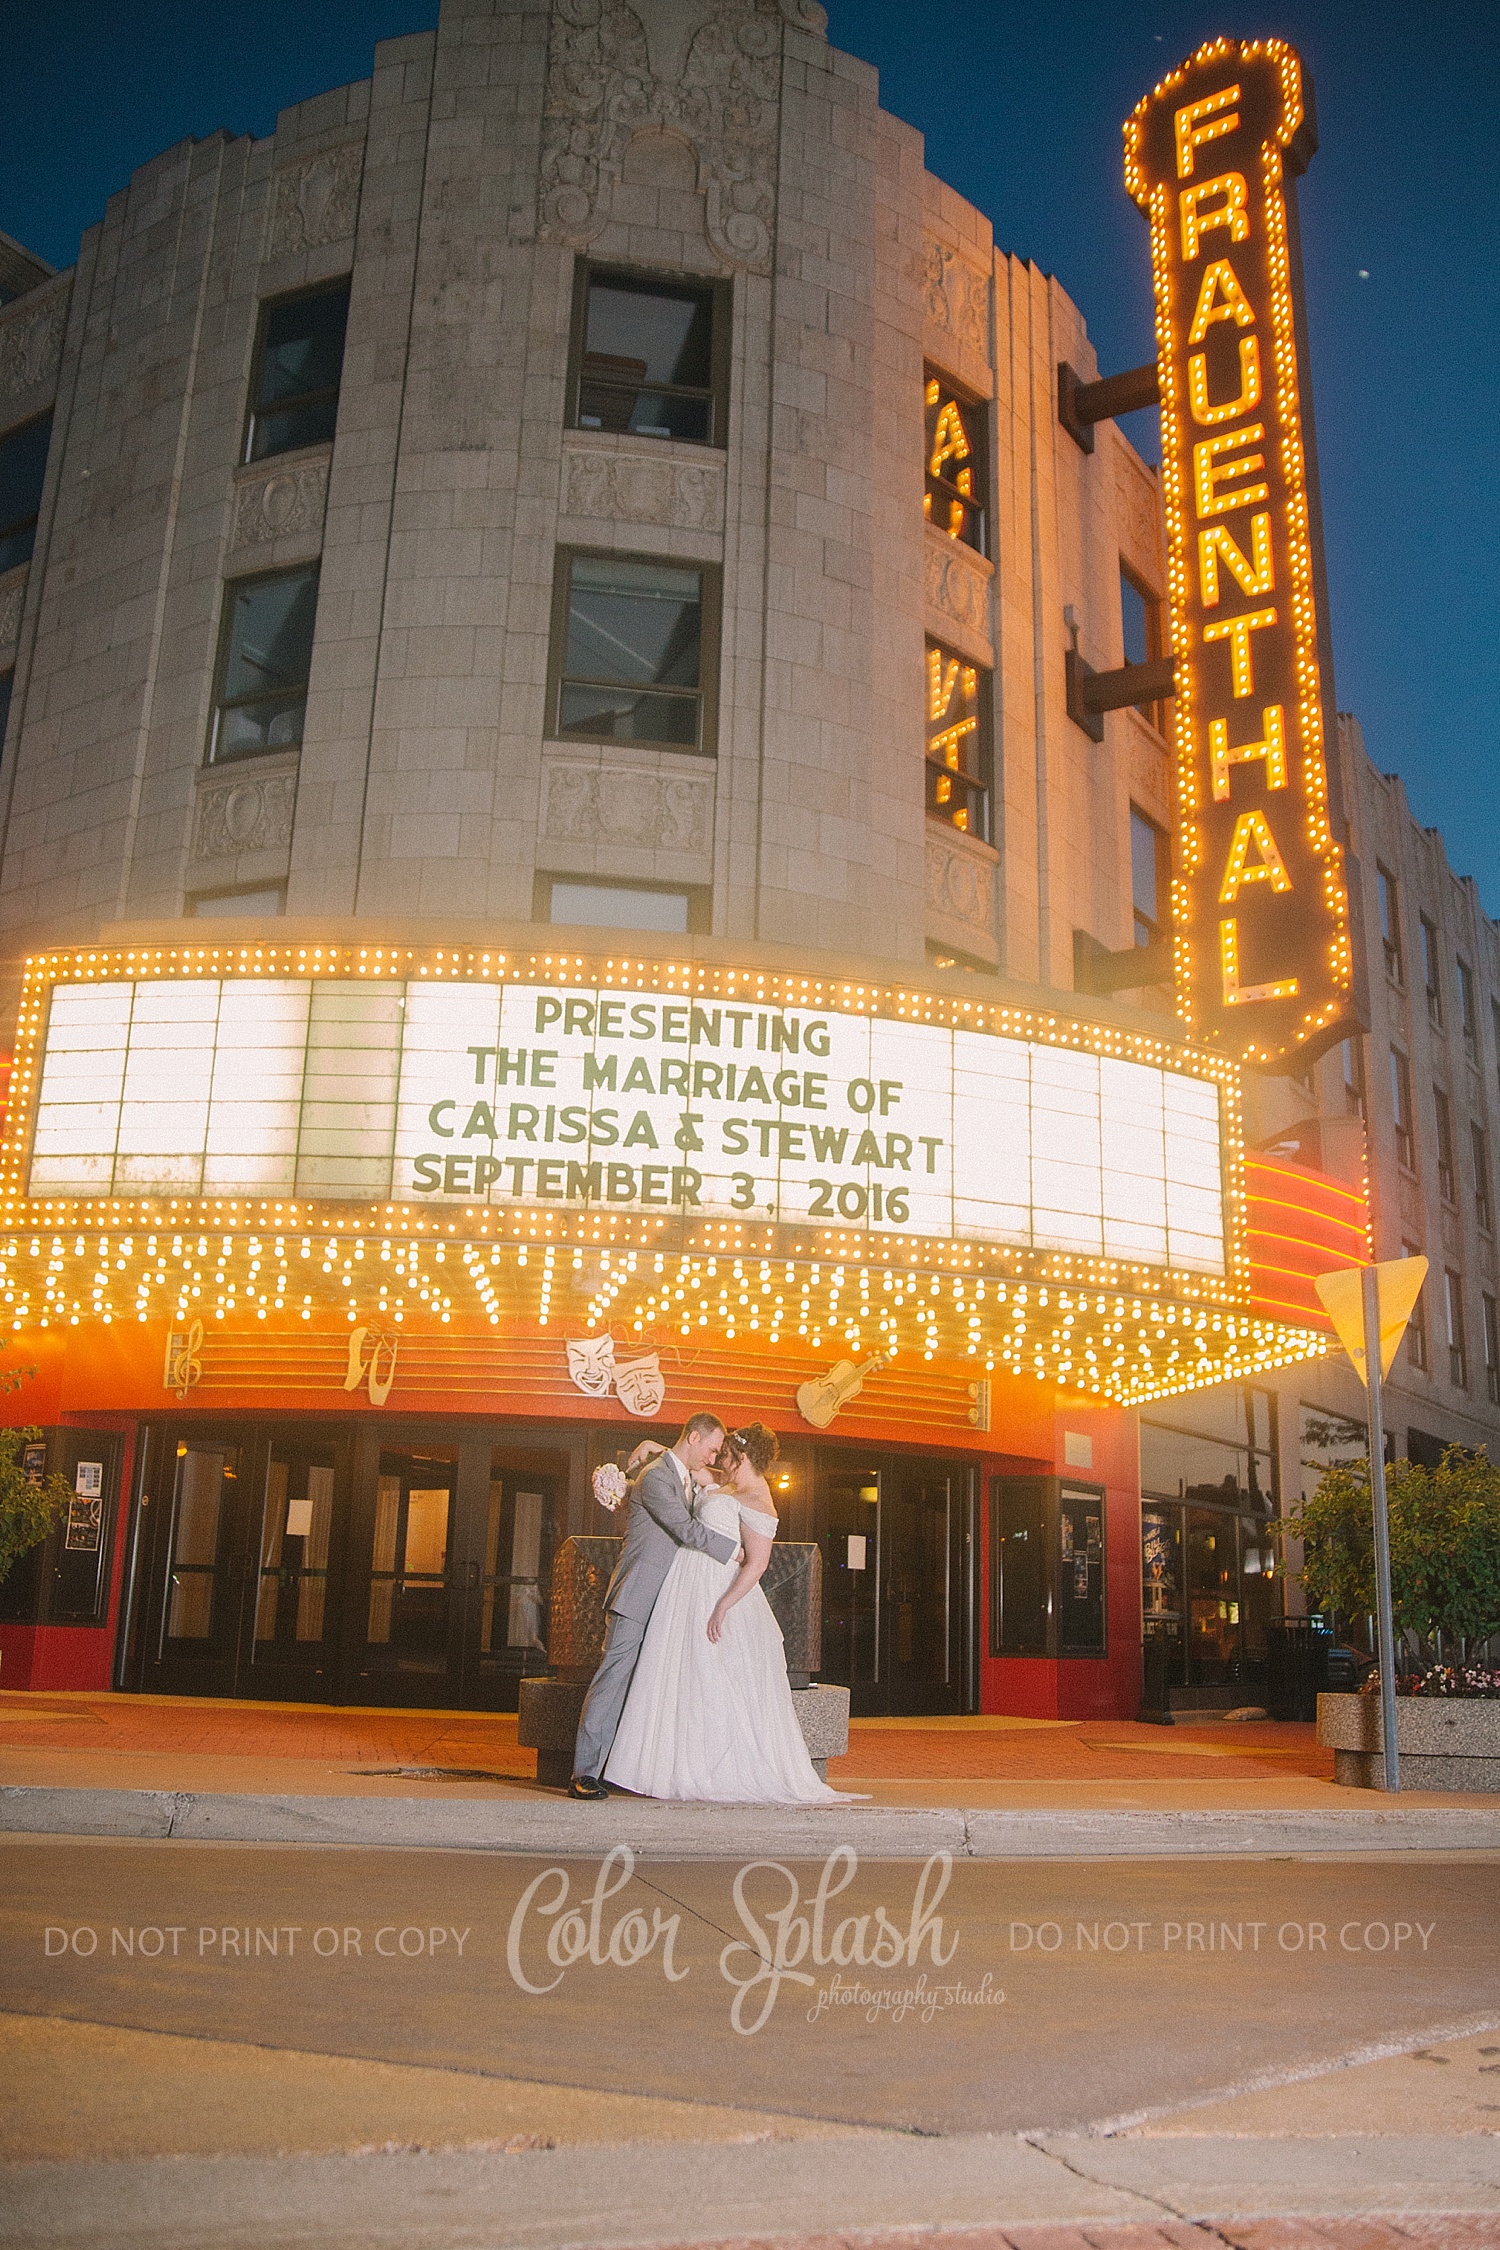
[[1318, 1691, 1500, 1790]]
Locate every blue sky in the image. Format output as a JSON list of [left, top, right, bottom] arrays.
[[4, 0, 1496, 905]]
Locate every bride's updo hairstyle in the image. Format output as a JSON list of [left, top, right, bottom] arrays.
[[726, 1422, 779, 1475]]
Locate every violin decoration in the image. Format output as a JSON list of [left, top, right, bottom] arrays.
[[795, 1352, 892, 1430]]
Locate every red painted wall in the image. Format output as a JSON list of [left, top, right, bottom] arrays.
[[978, 1393, 1142, 1722]]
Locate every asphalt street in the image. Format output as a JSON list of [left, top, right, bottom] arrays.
[[5, 1835, 1498, 2139]]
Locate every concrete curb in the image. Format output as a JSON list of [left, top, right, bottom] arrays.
[[3, 2132, 1500, 2249], [6, 1784, 1500, 1857]]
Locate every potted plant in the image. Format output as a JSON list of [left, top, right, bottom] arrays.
[[1281, 1443, 1500, 1789]]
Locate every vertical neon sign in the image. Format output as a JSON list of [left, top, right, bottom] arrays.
[[1125, 40, 1356, 1067]]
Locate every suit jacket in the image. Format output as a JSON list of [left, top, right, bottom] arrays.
[[604, 1450, 739, 1622]]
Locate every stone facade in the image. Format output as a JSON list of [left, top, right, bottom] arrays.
[[0, 0, 1166, 991]]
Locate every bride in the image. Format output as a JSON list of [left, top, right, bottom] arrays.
[[603, 1424, 856, 1804]]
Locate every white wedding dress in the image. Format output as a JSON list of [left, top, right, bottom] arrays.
[[604, 1488, 853, 1804]]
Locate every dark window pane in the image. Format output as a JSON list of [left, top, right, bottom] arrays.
[[584, 281, 712, 390], [0, 414, 51, 569], [564, 557, 701, 689], [559, 682, 700, 747], [1131, 808, 1161, 930], [248, 284, 350, 462], [212, 568, 319, 762], [251, 397, 341, 460], [575, 377, 712, 443], [1120, 572, 1151, 667]]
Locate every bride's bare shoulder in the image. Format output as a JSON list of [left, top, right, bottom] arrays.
[[740, 1471, 777, 1518]]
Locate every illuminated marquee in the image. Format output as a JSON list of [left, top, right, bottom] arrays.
[[21, 964, 1228, 1278], [1125, 39, 1356, 1067]]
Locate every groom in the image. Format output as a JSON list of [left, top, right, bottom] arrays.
[[568, 1410, 739, 1799]]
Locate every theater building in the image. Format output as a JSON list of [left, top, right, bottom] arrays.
[[0, 4, 1488, 1721]]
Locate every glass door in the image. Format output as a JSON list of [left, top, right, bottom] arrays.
[[460, 1458, 560, 1709], [350, 1446, 460, 1704], [817, 1465, 881, 1702], [881, 1468, 963, 1713], [244, 1436, 347, 1700], [143, 1436, 247, 1695]]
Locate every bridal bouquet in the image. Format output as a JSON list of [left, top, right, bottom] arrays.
[[592, 1463, 629, 1513]]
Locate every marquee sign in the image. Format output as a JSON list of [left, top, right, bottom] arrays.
[[14, 955, 1230, 1285], [1125, 39, 1356, 1067]]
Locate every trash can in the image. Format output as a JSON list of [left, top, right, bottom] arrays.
[[1265, 1616, 1332, 1721]]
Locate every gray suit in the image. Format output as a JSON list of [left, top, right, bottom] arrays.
[[573, 1450, 739, 1781]]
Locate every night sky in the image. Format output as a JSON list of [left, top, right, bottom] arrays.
[[3, 1, 1495, 905]]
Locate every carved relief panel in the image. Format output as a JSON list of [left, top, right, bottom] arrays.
[[539, 0, 798, 275], [266, 142, 364, 260]]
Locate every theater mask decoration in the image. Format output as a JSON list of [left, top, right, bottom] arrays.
[[613, 1354, 666, 1419], [566, 1334, 618, 1397]]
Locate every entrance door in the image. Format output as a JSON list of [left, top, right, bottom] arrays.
[[348, 1444, 462, 1706], [460, 1456, 560, 1710], [881, 1466, 964, 1714], [815, 1452, 968, 1715], [241, 1434, 349, 1701], [146, 1435, 247, 1696]]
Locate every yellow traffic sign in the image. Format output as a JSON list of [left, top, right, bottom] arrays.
[[1314, 1257, 1429, 1385]]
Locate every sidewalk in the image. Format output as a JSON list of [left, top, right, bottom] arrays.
[[4, 1690, 1499, 1857]]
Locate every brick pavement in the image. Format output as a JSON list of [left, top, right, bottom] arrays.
[[0, 1692, 1334, 1785]]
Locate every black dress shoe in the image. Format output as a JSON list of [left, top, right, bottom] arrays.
[[567, 1774, 609, 1799]]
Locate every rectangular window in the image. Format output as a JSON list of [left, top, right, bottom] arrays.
[[1458, 957, 1478, 1063], [209, 565, 320, 763], [1421, 914, 1443, 1029], [245, 282, 351, 463], [1341, 1035, 1366, 1119], [545, 878, 703, 934], [551, 552, 711, 753], [1474, 1121, 1493, 1234], [1377, 864, 1403, 985], [1390, 1048, 1414, 1171], [1445, 1268, 1468, 1389], [924, 371, 987, 554], [1434, 1085, 1455, 1204], [1405, 1244, 1429, 1370], [925, 639, 991, 840], [1119, 563, 1168, 730], [0, 413, 52, 575], [572, 267, 722, 446], [1485, 1292, 1500, 1406], [1130, 804, 1170, 946]]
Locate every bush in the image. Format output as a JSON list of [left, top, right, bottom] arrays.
[[0, 1423, 72, 1585], [1281, 1443, 1500, 1665]]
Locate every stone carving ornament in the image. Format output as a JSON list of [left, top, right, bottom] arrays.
[[542, 761, 711, 853], [925, 830, 993, 937], [919, 239, 990, 364], [925, 537, 991, 648], [230, 456, 330, 552], [562, 446, 724, 532], [192, 769, 297, 863], [0, 294, 66, 400], [266, 142, 364, 259], [539, 0, 784, 274]]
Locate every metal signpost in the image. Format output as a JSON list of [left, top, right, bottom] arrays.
[[1315, 1257, 1429, 1793]]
